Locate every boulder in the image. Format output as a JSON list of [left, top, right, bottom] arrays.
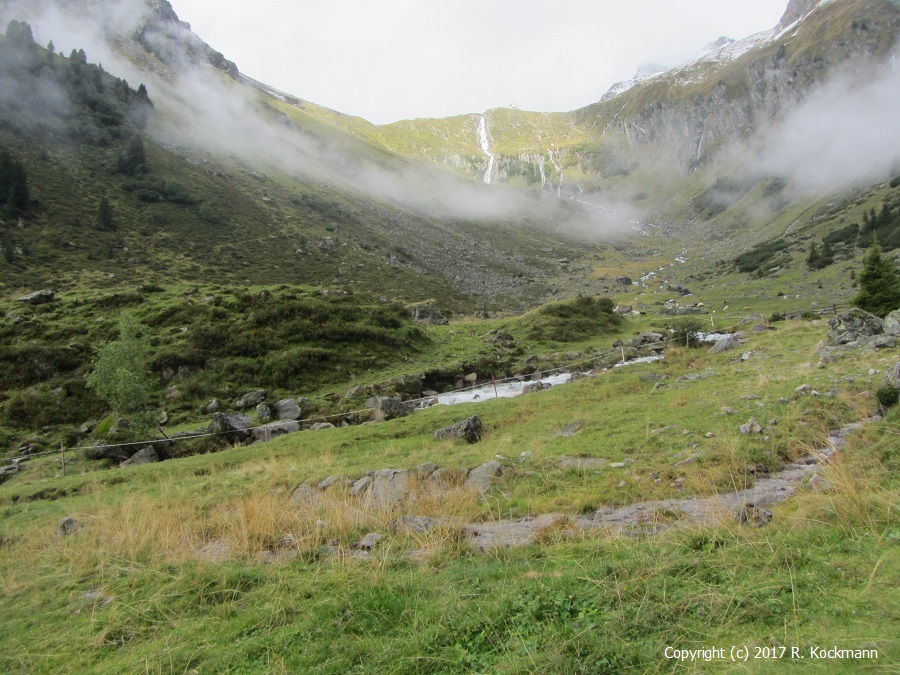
[[365, 397, 414, 422], [522, 381, 552, 394], [614, 305, 633, 315], [256, 403, 272, 422], [884, 310, 900, 336], [251, 421, 299, 442], [465, 460, 502, 492], [121, 446, 159, 467], [433, 416, 483, 444], [355, 532, 383, 550], [208, 412, 252, 442], [709, 335, 743, 354], [274, 397, 308, 421], [416, 462, 439, 479], [204, 398, 220, 414], [409, 304, 448, 325], [309, 422, 335, 431], [234, 389, 267, 409], [393, 374, 423, 398], [368, 469, 410, 507], [56, 516, 81, 536], [17, 289, 55, 305], [885, 361, 900, 390], [827, 308, 883, 345], [84, 441, 130, 462]]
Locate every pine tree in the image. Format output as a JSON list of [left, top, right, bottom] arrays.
[[96, 196, 115, 230], [852, 243, 900, 317]]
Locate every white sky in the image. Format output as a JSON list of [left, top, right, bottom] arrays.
[[171, 0, 790, 125]]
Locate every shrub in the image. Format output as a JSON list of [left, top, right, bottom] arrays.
[[876, 384, 899, 408], [667, 317, 706, 347]]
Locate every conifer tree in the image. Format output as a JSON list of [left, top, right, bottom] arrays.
[[852, 242, 900, 317]]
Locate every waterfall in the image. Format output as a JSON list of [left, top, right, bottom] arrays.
[[477, 115, 494, 184]]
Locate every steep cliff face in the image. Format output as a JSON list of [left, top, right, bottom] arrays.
[[584, 0, 899, 174]]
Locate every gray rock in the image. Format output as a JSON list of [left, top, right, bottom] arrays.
[[739, 418, 763, 435], [795, 384, 812, 395], [17, 289, 55, 305], [463, 372, 478, 384], [433, 416, 483, 443], [430, 467, 467, 488], [465, 460, 502, 492], [409, 304, 448, 325], [368, 469, 410, 507], [557, 456, 608, 470], [355, 532, 383, 550], [709, 335, 743, 354], [204, 398, 220, 414], [309, 422, 335, 431], [349, 476, 372, 496], [522, 381, 552, 394], [559, 421, 584, 437], [121, 446, 159, 467], [884, 310, 900, 336], [416, 462, 439, 480], [392, 515, 445, 534], [234, 389, 267, 409], [393, 374, 423, 397], [274, 397, 307, 421], [208, 412, 252, 442], [365, 397, 413, 422], [84, 441, 130, 462], [56, 517, 81, 536], [256, 403, 272, 422], [317, 475, 348, 491], [827, 308, 883, 345], [251, 421, 299, 442], [884, 362, 900, 390], [290, 484, 317, 503], [614, 305, 633, 315]]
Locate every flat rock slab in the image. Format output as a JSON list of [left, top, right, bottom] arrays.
[[465, 514, 569, 550], [392, 515, 446, 534], [556, 456, 608, 470]]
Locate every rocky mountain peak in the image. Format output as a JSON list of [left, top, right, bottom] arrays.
[[779, 0, 825, 27]]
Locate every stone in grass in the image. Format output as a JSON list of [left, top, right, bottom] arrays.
[[391, 516, 445, 534], [739, 418, 763, 435], [234, 389, 267, 409], [355, 532, 383, 550], [121, 446, 159, 467], [464, 460, 502, 492], [368, 469, 410, 506], [317, 475, 348, 491], [738, 503, 773, 527], [349, 475, 372, 496], [56, 516, 82, 536], [433, 416, 483, 444], [417, 463, 439, 480]]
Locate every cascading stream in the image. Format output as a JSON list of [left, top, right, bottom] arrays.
[[477, 114, 494, 184]]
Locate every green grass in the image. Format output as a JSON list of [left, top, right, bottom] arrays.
[[0, 315, 897, 672]]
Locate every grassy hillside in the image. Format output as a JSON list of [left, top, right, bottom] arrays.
[[0, 312, 896, 672]]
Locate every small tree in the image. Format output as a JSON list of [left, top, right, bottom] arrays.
[[86, 314, 156, 437], [96, 196, 114, 230], [852, 242, 900, 317]]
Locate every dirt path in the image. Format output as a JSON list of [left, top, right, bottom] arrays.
[[464, 421, 868, 550]]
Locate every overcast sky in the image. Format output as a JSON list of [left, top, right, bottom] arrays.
[[171, 0, 789, 125]]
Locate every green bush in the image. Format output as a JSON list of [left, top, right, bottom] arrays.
[[523, 297, 621, 342], [667, 317, 706, 347], [876, 384, 899, 408]]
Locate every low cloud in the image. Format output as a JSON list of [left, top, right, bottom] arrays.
[[755, 57, 900, 192]]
